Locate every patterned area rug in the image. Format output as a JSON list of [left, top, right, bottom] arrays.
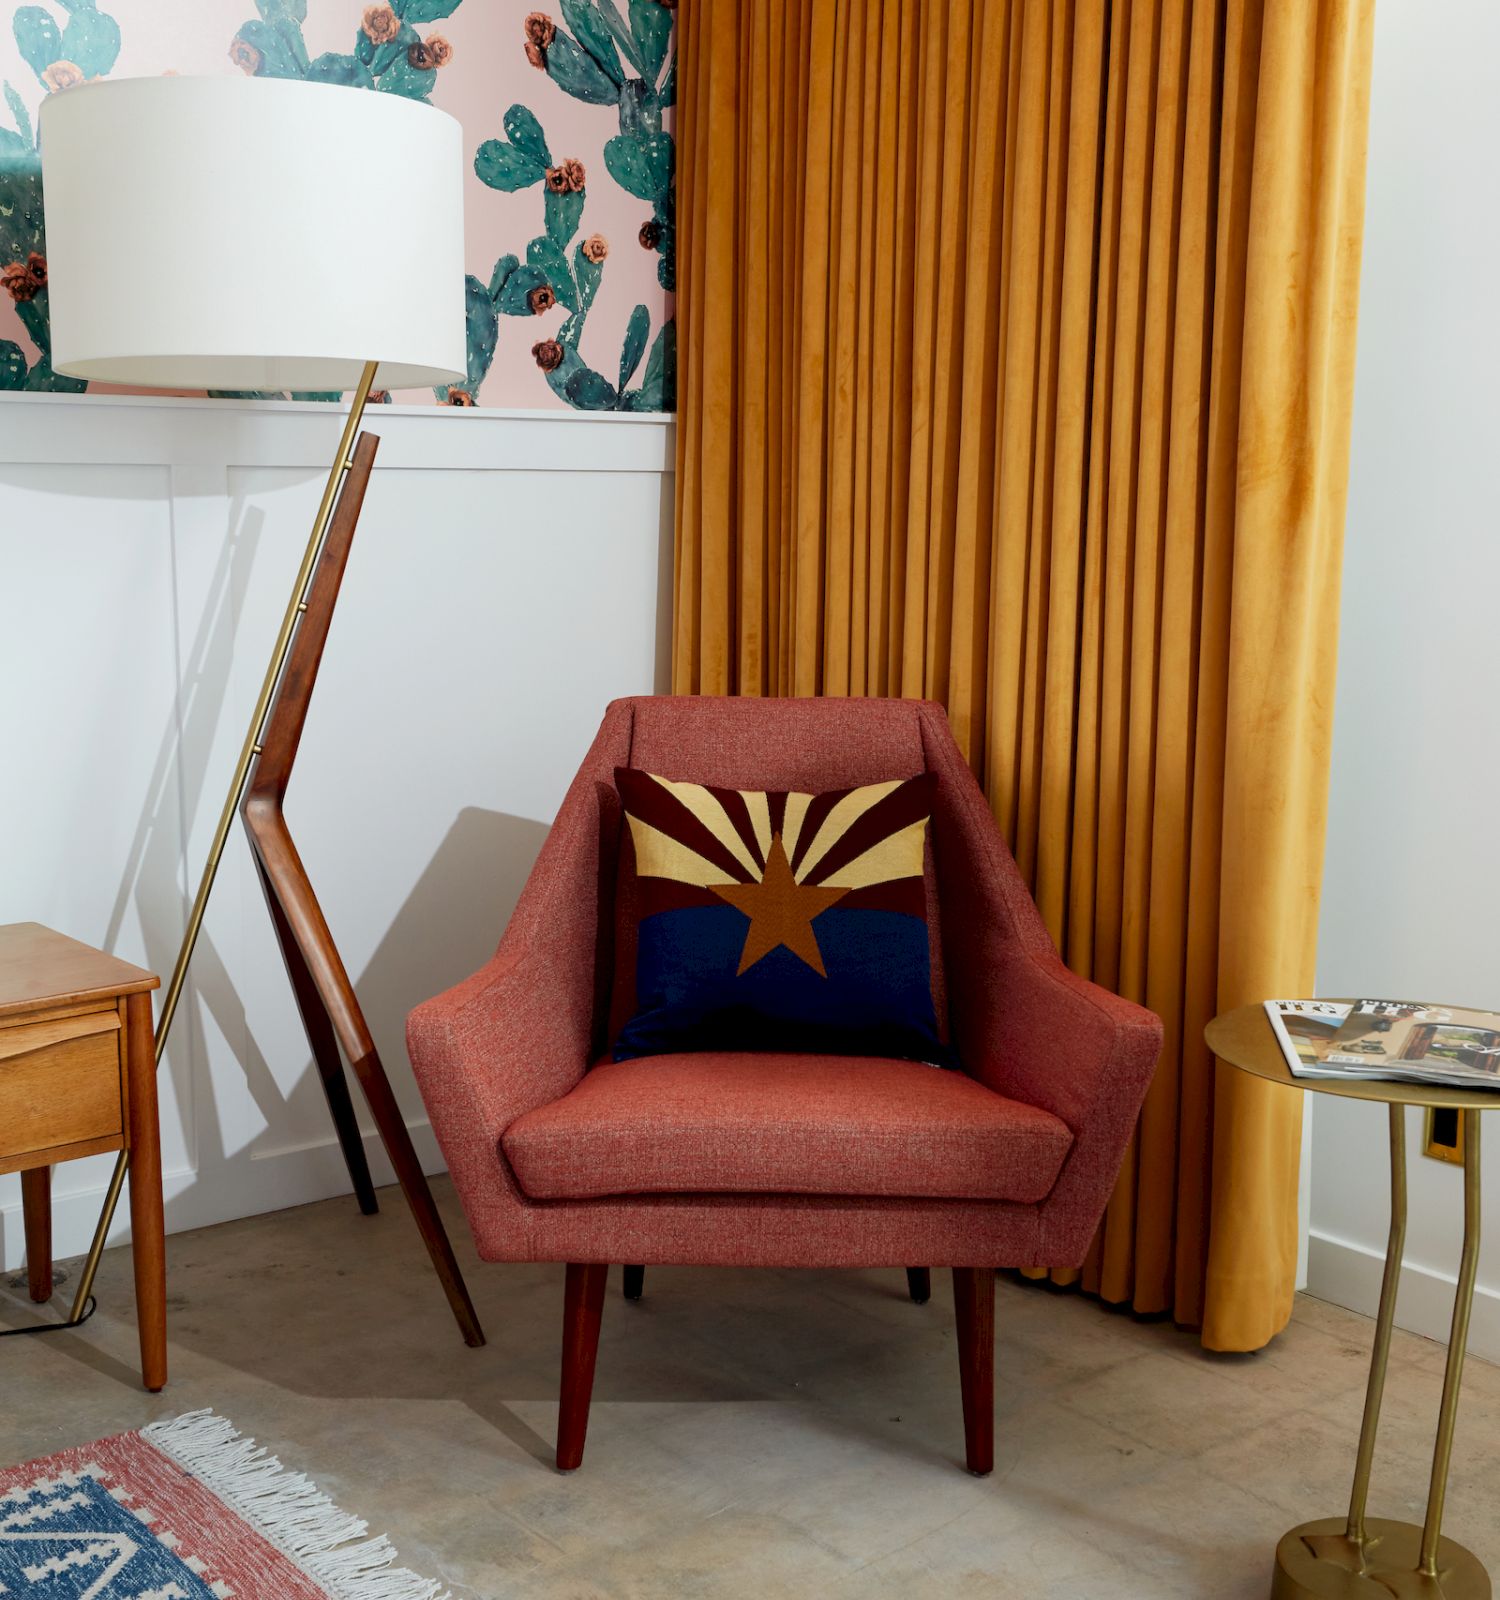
[[0, 1412, 448, 1599]]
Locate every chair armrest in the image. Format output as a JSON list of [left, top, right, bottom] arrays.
[[407, 936, 592, 1154], [917, 704, 1161, 1263], [406, 930, 595, 1264], [973, 942, 1162, 1136], [406, 701, 634, 1219], [949, 919, 1161, 1270], [947, 906, 1161, 1272], [1020, 952, 1161, 1263], [986, 945, 1161, 1266]]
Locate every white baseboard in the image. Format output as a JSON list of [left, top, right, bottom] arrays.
[[1306, 1229, 1500, 1363], [0, 1124, 445, 1276]]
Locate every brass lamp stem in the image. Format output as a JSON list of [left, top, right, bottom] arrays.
[[67, 361, 379, 1323]]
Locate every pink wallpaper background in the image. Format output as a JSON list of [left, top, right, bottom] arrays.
[[0, 0, 675, 409]]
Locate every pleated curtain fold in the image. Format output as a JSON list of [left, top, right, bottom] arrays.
[[674, 0, 1373, 1351]]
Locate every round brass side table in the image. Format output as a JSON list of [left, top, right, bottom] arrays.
[[1207, 1003, 1495, 1600]]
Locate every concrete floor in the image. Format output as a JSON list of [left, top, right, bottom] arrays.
[[4, 1181, 1498, 1600]]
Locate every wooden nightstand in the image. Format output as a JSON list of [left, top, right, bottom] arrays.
[[1, 922, 165, 1390]]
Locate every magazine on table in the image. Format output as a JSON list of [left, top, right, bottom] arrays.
[[1262, 1000, 1350, 1079], [1263, 998, 1500, 1091]]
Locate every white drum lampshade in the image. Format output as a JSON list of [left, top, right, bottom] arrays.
[[38, 74, 466, 392]]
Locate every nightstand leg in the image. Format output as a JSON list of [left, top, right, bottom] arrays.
[[125, 992, 167, 1392], [21, 1167, 52, 1303]]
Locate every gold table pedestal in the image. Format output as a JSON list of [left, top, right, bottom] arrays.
[[1204, 1006, 1494, 1600], [1271, 1517, 1488, 1599]]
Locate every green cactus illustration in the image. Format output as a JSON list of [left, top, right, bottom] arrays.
[[618, 302, 649, 391], [231, 0, 462, 106], [0, 76, 29, 148], [474, 101, 549, 189], [523, 0, 677, 293], [0, 280, 83, 393], [470, 103, 575, 398], [435, 272, 499, 403], [12, 0, 120, 86], [473, 101, 614, 407], [0, 1, 122, 392], [475, 0, 678, 412], [534, 309, 673, 413], [0, 336, 25, 387]]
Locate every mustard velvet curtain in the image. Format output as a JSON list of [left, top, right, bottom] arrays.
[[673, 0, 1375, 1351]]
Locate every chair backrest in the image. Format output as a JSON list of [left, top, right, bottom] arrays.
[[600, 696, 951, 1053], [624, 695, 932, 791]]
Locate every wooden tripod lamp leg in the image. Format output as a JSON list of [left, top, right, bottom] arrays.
[[242, 430, 483, 1349], [253, 854, 378, 1215]]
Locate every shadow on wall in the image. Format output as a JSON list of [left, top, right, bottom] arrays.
[[351, 804, 552, 1110], [241, 804, 553, 1173], [102, 487, 267, 1192]]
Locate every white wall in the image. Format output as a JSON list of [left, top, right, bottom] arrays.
[[1311, 0, 1500, 1359], [0, 393, 672, 1271]]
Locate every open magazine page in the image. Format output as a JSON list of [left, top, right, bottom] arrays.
[[1262, 1001, 1351, 1079], [1327, 1001, 1500, 1090]]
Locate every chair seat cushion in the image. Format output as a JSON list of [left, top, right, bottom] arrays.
[[501, 1053, 1073, 1203]]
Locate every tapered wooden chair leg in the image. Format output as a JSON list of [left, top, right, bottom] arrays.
[[952, 1267, 995, 1475], [906, 1267, 931, 1304], [558, 1263, 609, 1471], [623, 1264, 645, 1301]]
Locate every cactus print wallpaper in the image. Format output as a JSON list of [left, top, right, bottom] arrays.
[[0, 0, 675, 409]]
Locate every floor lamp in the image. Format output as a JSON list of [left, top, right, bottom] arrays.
[[38, 75, 483, 1345]]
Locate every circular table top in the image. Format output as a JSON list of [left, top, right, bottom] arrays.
[[1206, 1002, 1500, 1111]]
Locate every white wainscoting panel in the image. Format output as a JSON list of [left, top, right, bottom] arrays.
[[0, 394, 674, 1272]]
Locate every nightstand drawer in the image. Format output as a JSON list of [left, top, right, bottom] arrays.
[[0, 1009, 124, 1166]]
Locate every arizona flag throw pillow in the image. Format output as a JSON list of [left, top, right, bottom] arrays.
[[612, 768, 947, 1063]]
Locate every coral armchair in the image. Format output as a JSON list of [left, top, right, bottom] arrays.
[[408, 697, 1160, 1473]]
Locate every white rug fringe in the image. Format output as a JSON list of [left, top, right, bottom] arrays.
[[142, 1411, 451, 1600]]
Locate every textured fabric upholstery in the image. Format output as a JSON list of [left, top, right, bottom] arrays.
[[407, 696, 1162, 1271], [502, 1052, 1072, 1203]]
